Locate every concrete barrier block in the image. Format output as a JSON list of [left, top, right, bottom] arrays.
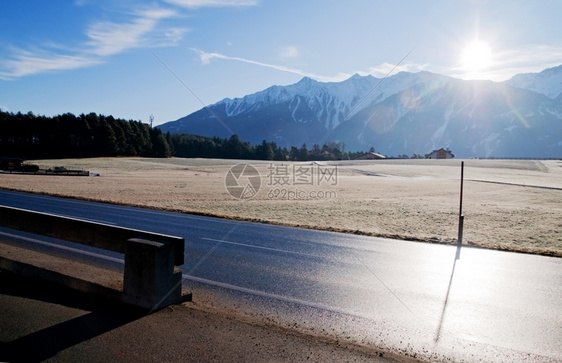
[[123, 238, 182, 311]]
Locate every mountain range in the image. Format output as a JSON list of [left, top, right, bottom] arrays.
[[159, 65, 562, 158]]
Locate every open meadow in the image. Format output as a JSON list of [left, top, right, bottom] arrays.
[[1, 157, 561, 257]]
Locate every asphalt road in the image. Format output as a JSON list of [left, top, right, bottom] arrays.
[[0, 190, 561, 362]]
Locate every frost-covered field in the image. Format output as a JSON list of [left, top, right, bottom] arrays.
[[2, 157, 561, 257]]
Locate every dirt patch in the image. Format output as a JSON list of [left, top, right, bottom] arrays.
[[1, 157, 561, 257]]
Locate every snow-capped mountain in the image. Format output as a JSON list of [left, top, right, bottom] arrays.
[[159, 66, 562, 158], [505, 65, 562, 99], [218, 72, 434, 131]]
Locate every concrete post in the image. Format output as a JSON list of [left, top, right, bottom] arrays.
[[123, 238, 182, 311]]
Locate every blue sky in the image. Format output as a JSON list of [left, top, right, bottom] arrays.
[[1, 0, 561, 126]]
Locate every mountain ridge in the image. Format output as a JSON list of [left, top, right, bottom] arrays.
[[505, 64, 562, 99], [159, 66, 562, 158]]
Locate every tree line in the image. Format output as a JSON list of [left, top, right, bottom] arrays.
[[170, 134, 362, 161], [0, 110, 368, 160], [0, 110, 171, 158]]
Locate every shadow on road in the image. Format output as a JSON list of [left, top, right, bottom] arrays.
[[0, 272, 145, 363], [434, 244, 461, 342]]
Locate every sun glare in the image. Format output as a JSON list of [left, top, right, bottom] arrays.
[[461, 41, 492, 72]]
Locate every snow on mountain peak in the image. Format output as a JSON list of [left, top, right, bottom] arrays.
[[505, 65, 562, 99], [160, 64, 562, 158], [212, 65, 561, 141], [217, 72, 436, 127]]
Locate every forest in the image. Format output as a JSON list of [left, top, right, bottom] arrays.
[[0, 110, 365, 161], [0, 111, 171, 158]]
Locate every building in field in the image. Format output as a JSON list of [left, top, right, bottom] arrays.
[[426, 148, 454, 159], [0, 157, 23, 170]]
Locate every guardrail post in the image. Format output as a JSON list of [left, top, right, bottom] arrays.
[[123, 238, 183, 310]]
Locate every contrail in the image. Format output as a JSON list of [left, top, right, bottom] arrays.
[[191, 48, 351, 82]]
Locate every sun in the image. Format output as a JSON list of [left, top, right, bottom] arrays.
[[461, 41, 492, 71]]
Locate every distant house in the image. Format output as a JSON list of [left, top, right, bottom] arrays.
[[426, 148, 454, 159], [0, 157, 24, 171], [0, 157, 39, 172], [353, 152, 387, 160]]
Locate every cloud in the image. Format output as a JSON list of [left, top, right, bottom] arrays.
[[1, 0, 260, 80], [86, 8, 180, 56], [0, 50, 101, 80], [450, 44, 562, 81], [164, 28, 190, 45], [86, 18, 158, 56], [367, 62, 429, 78], [493, 45, 562, 76], [191, 48, 351, 82], [164, 0, 259, 8], [0, 7, 183, 79], [191, 48, 434, 83], [279, 46, 299, 59], [138, 7, 179, 19]]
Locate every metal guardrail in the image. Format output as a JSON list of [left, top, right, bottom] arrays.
[[0, 204, 187, 310], [0, 205, 184, 265]]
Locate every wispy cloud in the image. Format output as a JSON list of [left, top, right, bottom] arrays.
[[86, 8, 178, 56], [0, 6, 182, 80], [450, 44, 562, 81], [0, 49, 101, 80], [86, 19, 157, 57], [1, 0, 261, 80], [279, 46, 300, 59], [367, 62, 429, 77], [192, 48, 352, 82], [192, 48, 431, 82], [164, 0, 259, 8]]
